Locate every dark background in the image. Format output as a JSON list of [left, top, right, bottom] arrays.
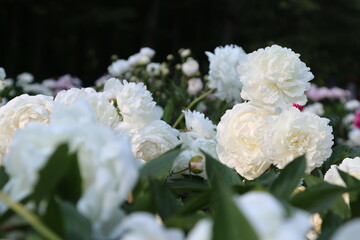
[[1, 0, 360, 87]]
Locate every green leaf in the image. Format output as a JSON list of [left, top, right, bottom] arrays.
[[317, 211, 342, 240], [31, 144, 78, 203], [56, 198, 92, 240], [165, 215, 205, 231], [0, 166, 9, 189], [41, 197, 65, 238], [270, 155, 306, 199], [205, 152, 243, 187], [167, 178, 208, 192], [140, 147, 181, 181], [290, 182, 346, 213], [337, 169, 360, 217], [162, 98, 175, 124], [177, 190, 211, 215], [322, 145, 351, 172], [303, 174, 324, 187]]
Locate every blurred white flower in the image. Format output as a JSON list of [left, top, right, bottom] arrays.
[[182, 58, 199, 77], [186, 218, 213, 240], [206, 45, 246, 103], [0, 94, 54, 164], [343, 113, 355, 126], [117, 212, 184, 240], [216, 102, 272, 180], [16, 72, 34, 86], [146, 62, 161, 76], [266, 107, 334, 173], [23, 83, 53, 96], [0, 67, 5, 91], [349, 128, 360, 146], [303, 102, 324, 116], [55, 87, 121, 129], [345, 99, 360, 111], [108, 59, 131, 77], [187, 78, 203, 96], [180, 48, 191, 58], [238, 45, 313, 110], [234, 191, 311, 240], [331, 218, 360, 240], [139, 47, 156, 58]]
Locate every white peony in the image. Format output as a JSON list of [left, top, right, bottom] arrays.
[[2, 101, 139, 238], [0, 67, 5, 91], [139, 47, 156, 58], [117, 212, 184, 240], [216, 102, 272, 180], [55, 87, 121, 129], [234, 191, 311, 240], [345, 99, 360, 111], [206, 45, 246, 103], [187, 78, 203, 96], [182, 58, 199, 77], [331, 218, 360, 240], [186, 218, 213, 240], [324, 157, 360, 187], [0, 94, 54, 164], [238, 45, 313, 110], [16, 72, 34, 86], [108, 59, 131, 77], [303, 102, 325, 116], [266, 107, 333, 173], [104, 78, 160, 127], [129, 120, 180, 161], [146, 62, 161, 76], [349, 128, 360, 146], [184, 110, 216, 139]]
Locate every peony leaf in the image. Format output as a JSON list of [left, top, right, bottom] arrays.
[[290, 182, 346, 213], [176, 190, 211, 215], [205, 152, 243, 187], [167, 177, 209, 192], [165, 215, 205, 232], [321, 145, 352, 173], [270, 155, 306, 199], [0, 166, 9, 189], [162, 97, 175, 124], [303, 174, 323, 187], [317, 211, 342, 240], [337, 169, 360, 217], [140, 146, 181, 181]]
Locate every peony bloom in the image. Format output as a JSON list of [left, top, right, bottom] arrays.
[[0, 94, 54, 164], [345, 99, 360, 111], [146, 62, 161, 76], [216, 102, 273, 180], [266, 107, 334, 173], [1, 101, 139, 238], [303, 102, 325, 116], [179, 48, 191, 58], [349, 128, 360, 146], [139, 47, 156, 58], [234, 191, 311, 240], [238, 45, 313, 110], [324, 157, 360, 187], [331, 218, 360, 240], [55, 87, 121, 129], [182, 58, 199, 77], [108, 59, 131, 77], [206, 45, 246, 103], [0, 67, 6, 91], [16, 72, 34, 86], [116, 212, 184, 240], [187, 78, 203, 96]]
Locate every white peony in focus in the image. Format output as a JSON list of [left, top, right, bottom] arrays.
[[234, 191, 311, 240], [182, 58, 199, 77], [1, 101, 139, 238], [331, 218, 360, 240], [187, 78, 203, 96], [55, 87, 121, 129], [216, 102, 272, 180], [117, 212, 184, 240], [303, 102, 325, 116], [206, 45, 246, 103], [0, 94, 54, 164], [238, 45, 313, 110], [108, 59, 131, 77], [266, 107, 334, 173]]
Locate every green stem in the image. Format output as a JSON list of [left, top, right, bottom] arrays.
[[172, 88, 215, 128], [171, 167, 190, 175], [0, 191, 63, 240]]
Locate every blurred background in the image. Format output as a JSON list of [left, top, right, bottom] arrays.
[[1, 0, 360, 93]]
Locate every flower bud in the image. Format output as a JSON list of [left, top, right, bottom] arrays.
[[189, 155, 204, 174]]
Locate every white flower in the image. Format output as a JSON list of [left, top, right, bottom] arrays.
[[266, 107, 334, 173], [117, 212, 184, 240], [104, 78, 159, 127], [184, 110, 216, 139], [129, 120, 180, 161], [108, 59, 131, 77], [234, 191, 311, 240], [343, 113, 355, 126], [345, 99, 360, 111], [0, 94, 54, 164], [324, 157, 360, 187], [186, 218, 213, 240], [206, 45, 246, 103], [180, 48, 191, 58], [128, 53, 150, 66], [23, 83, 53, 96], [182, 58, 199, 77], [238, 45, 313, 110], [146, 62, 161, 76], [187, 78, 203, 96], [303, 102, 324, 116], [140, 47, 156, 58], [16, 72, 34, 86], [331, 218, 360, 240], [0, 68, 5, 91], [55, 87, 121, 129], [2, 101, 139, 238], [349, 128, 360, 146], [216, 102, 272, 180]]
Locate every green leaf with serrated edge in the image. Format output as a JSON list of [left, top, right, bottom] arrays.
[[317, 211, 342, 240], [56, 198, 92, 240], [303, 174, 323, 187], [0, 166, 9, 189], [140, 146, 181, 181], [205, 152, 243, 187], [270, 155, 306, 199], [290, 182, 346, 213], [211, 178, 258, 240]]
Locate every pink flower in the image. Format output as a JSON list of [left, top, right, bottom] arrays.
[[293, 104, 304, 111], [354, 111, 360, 129]]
